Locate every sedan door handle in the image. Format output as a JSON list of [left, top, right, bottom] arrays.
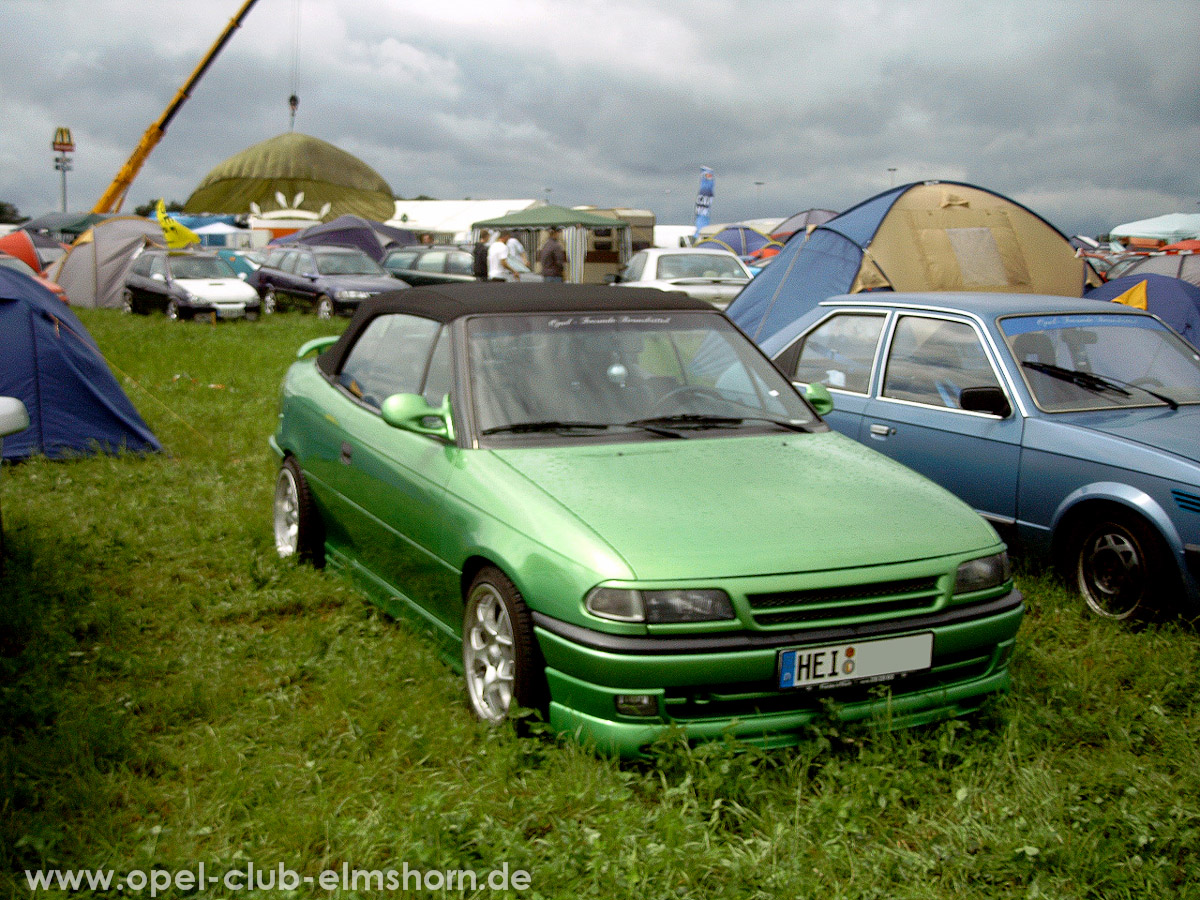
[[340, 441, 353, 465], [869, 423, 895, 437]]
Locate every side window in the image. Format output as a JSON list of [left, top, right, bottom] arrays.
[[132, 254, 154, 276], [385, 250, 419, 271], [882, 317, 1001, 409], [149, 255, 168, 278], [293, 252, 316, 275], [264, 249, 288, 269], [446, 251, 474, 276], [337, 314, 442, 409], [792, 313, 885, 393], [416, 251, 448, 273]]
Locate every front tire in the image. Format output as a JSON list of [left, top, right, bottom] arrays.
[[273, 457, 324, 566], [122, 290, 135, 314], [166, 299, 181, 321], [316, 296, 335, 319], [1071, 510, 1171, 620], [462, 567, 546, 723], [262, 289, 277, 315]]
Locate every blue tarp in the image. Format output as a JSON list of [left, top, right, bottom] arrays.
[[0, 268, 162, 460], [1086, 273, 1200, 346]]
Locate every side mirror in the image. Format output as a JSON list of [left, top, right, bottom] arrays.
[[0, 396, 30, 438], [959, 386, 1012, 418], [804, 382, 834, 416], [151, 273, 166, 282], [381, 393, 455, 441], [238, 272, 247, 281], [296, 335, 339, 358]]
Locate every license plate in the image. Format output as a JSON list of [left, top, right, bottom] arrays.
[[778, 632, 933, 690], [216, 307, 243, 319]]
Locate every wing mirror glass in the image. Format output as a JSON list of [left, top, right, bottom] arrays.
[[959, 386, 1012, 418], [381, 393, 455, 441]]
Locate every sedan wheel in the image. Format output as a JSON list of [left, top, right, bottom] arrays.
[[1073, 511, 1165, 620], [462, 567, 545, 723], [262, 289, 277, 315], [316, 296, 335, 319], [122, 290, 134, 314], [166, 299, 180, 321], [273, 457, 323, 566]]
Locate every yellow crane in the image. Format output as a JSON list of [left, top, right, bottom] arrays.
[[92, 0, 259, 214]]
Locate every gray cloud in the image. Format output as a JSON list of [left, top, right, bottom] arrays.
[[2, 0, 1197, 238]]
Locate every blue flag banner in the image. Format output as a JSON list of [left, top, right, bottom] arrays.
[[693, 167, 715, 239]]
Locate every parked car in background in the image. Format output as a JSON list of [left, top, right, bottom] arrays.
[[609, 248, 752, 309], [124, 249, 262, 320], [382, 245, 478, 286], [271, 283, 1022, 757], [763, 292, 1200, 621], [0, 251, 69, 304], [254, 245, 404, 317]]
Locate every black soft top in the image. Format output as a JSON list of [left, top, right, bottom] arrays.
[[318, 283, 715, 375]]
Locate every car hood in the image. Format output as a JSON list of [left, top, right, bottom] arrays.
[[1048, 405, 1200, 465], [176, 278, 258, 303], [316, 274, 405, 292], [489, 432, 998, 580]]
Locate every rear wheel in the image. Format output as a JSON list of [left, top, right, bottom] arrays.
[[1070, 509, 1171, 620], [122, 290, 135, 314], [462, 567, 546, 723], [316, 296, 335, 319], [166, 299, 181, 321], [273, 457, 324, 566], [262, 289, 277, 315]]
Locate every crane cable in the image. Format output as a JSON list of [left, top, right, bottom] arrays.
[[288, 0, 302, 130]]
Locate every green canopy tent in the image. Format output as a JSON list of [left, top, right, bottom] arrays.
[[472, 204, 630, 283]]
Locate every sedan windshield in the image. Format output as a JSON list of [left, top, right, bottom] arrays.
[[1002, 313, 1200, 411], [656, 254, 748, 281], [169, 256, 236, 280], [315, 250, 386, 276], [468, 312, 818, 443]]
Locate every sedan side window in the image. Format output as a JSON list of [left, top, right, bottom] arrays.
[[338, 314, 442, 409], [882, 317, 1001, 409], [446, 251, 474, 276], [417, 251, 448, 273], [792, 313, 885, 393], [620, 252, 647, 282]]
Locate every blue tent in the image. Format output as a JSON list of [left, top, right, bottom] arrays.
[[272, 214, 415, 261], [695, 225, 781, 258], [0, 268, 162, 460], [1086, 273, 1200, 346], [728, 181, 1098, 346]]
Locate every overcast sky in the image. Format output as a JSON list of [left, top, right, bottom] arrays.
[[2, 0, 1198, 237]]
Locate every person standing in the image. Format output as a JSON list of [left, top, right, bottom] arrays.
[[487, 230, 517, 281], [538, 227, 568, 282], [505, 232, 528, 269]]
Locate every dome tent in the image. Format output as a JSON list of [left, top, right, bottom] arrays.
[[184, 133, 395, 222], [728, 180, 1102, 346], [0, 268, 161, 460]]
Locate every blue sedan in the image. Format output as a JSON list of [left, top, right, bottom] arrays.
[[761, 292, 1200, 620]]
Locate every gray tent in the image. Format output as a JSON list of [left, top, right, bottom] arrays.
[[45, 217, 164, 309]]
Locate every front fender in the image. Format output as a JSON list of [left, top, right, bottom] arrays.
[[1052, 480, 1186, 556]]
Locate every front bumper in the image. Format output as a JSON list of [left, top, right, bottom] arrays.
[[533, 588, 1024, 757]]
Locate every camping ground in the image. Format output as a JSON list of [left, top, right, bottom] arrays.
[[1, 310, 1198, 898]]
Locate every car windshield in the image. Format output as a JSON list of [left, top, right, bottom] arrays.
[[169, 256, 236, 279], [656, 254, 747, 281], [315, 250, 385, 276], [1001, 313, 1200, 411], [467, 311, 818, 443]]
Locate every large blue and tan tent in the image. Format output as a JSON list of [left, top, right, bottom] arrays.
[[728, 180, 1101, 345]]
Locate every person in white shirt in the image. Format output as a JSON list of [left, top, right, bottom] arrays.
[[505, 233, 528, 268], [487, 231, 516, 281]]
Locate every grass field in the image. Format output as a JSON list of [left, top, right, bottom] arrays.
[[2, 309, 1198, 899]]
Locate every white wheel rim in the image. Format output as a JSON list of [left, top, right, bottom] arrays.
[[264, 292, 276, 314], [317, 299, 333, 319], [464, 584, 515, 722], [273, 468, 300, 557], [167, 302, 178, 320]]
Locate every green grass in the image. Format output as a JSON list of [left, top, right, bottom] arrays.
[[2, 309, 1198, 899]]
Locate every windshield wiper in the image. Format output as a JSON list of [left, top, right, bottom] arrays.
[[481, 420, 613, 435], [1023, 362, 1178, 410], [626, 414, 811, 433]]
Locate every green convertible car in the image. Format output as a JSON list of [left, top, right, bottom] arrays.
[[270, 283, 1023, 756]]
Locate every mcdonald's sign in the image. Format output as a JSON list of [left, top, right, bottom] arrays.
[[52, 127, 74, 153]]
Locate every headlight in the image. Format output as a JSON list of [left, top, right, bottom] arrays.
[[954, 552, 1011, 595], [335, 289, 370, 300], [586, 587, 735, 623]]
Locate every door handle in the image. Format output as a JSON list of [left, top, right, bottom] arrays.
[[869, 423, 895, 437], [339, 441, 353, 465]]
